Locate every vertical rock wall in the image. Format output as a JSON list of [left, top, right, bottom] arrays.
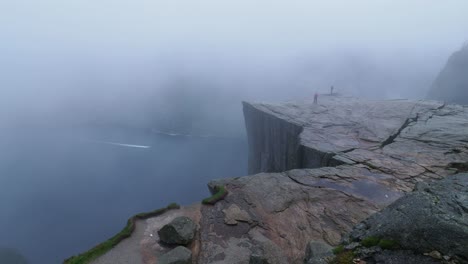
[[243, 102, 345, 174], [243, 102, 304, 174]]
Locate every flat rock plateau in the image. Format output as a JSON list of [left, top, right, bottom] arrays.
[[90, 95, 468, 264]]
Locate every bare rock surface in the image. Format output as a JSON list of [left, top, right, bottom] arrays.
[[158, 246, 192, 264], [348, 173, 468, 262], [304, 240, 333, 264], [89, 96, 468, 264]]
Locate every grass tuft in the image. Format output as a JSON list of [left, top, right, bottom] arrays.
[[202, 185, 228, 205], [63, 203, 180, 264]]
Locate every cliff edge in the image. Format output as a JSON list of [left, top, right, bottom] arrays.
[[74, 96, 468, 264]]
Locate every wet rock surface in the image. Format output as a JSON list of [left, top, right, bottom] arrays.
[[198, 97, 468, 263], [89, 97, 468, 264], [348, 173, 468, 263], [245, 97, 468, 187]]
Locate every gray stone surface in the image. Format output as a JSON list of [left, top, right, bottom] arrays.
[[88, 97, 468, 264], [249, 240, 288, 264], [158, 216, 197, 245], [199, 167, 389, 264], [223, 204, 252, 225], [371, 250, 443, 264], [304, 240, 333, 264], [349, 174, 468, 262], [158, 246, 192, 264], [198, 97, 468, 264], [244, 96, 468, 190]]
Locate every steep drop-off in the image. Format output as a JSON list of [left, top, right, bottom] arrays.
[[80, 96, 468, 264]]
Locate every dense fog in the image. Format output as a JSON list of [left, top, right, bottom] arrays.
[[0, 2, 468, 262], [1, 1, 468, 135]]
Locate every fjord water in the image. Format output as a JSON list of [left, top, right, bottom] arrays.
[[0, 127, 247, 264]]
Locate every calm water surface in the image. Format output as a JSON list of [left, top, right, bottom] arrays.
[[0, 127, 247, 264]]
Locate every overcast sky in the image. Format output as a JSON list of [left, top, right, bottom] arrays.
[[1, 1, 467, 128], [2, 1, 467, 53]]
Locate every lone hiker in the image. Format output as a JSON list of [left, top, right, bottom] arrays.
[[330, 86, 334, 95], [314, 92, 318, 104]]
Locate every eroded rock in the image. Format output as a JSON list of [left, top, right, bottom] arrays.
[[223, 204, 252, 225]]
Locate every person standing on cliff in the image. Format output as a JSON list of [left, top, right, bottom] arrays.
[[330, 86, 334, 95], [314, 92, 318, 104]]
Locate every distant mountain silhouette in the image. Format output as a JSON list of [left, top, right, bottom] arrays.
[[427, 44, 468, 105]]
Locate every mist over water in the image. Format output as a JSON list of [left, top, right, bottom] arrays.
[[1, 1, 468, 263], [2, 1, 468, 132], [0, 127, 247, 263]]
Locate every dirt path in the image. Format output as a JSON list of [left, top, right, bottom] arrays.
[[90, 204, 201, 264], [91, 219, 146, 264]]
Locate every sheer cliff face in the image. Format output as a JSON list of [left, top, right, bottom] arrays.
[[90, 97, 468, 264], [427, 45, 468, 105], [243, 96, 468, 184], [243, 102, 303, 174]]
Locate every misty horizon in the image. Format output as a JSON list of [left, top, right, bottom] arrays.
[[1, 1, 468, 263], [1, 1, 468, 135]]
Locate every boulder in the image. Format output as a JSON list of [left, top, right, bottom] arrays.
[[158, 246, 192, 264], [348, 174, 468, 261], [158, 216, 197, 245], [304, 241, 333, 264]]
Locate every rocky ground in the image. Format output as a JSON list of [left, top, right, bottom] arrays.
[[88, 96, 468, 264], [341, 173, 468, 264]]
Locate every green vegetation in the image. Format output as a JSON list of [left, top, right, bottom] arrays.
[[332, 245, 345, 255], [329, 236, 400, 263], [378, 239, 399, 250], [329, 250, 355, 264], [202, 185, 228, 205], [361, 236, 380, 248], [64, 203, 180, 264]]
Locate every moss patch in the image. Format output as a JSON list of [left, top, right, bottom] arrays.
[[202, 185, 228, 205], [329, 250, 355, 264], [378, 239, 399, 250], [332, 245, 345, 255], [361, 236, 380, 248], [64, 203, 180, 264]]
